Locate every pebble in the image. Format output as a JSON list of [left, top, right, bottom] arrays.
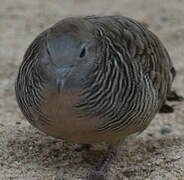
[[160, 126, 172, 135]]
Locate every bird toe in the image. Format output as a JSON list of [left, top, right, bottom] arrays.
[[86, 171, 107, 180]]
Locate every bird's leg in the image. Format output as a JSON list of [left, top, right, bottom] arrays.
[[86, 146, 118, 180], [75, 144, 91, 152], [99, 146, 117, 174]]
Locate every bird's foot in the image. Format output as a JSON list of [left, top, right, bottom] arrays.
[[86, 171, 107, 180], [75, 144, 91, 152], [85, 146, 117, 180]]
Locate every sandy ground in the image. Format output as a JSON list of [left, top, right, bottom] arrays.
[[0, 0, 184, 179]]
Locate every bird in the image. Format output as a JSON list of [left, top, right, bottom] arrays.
[[15, 16, 182, 180]]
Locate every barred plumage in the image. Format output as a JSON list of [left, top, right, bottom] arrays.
[[76, 16, 172, 132], [15, 16, 181, 179], [15, 31, 48, 125]]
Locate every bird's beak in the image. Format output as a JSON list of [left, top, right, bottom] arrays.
[[56, 78, 64, 93], [56, 67, 73, 93]]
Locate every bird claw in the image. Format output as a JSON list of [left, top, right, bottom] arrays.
[[86, 171, 107, 180]]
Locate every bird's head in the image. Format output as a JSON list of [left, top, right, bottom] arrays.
[[40, 18, 99, 93]]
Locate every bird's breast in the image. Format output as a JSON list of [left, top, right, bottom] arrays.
[[31, 90, 136, 144], [32, 90, 105, 143]]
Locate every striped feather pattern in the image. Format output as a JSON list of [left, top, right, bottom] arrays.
[[16, 16, 175, 134], [76, 16, 174, 131], [15, 31, 48, 125]]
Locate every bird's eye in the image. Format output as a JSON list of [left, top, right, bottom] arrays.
[[79, 46, 86, 58]]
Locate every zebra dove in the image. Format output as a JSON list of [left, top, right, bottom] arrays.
[[15, 16, 182, 180]]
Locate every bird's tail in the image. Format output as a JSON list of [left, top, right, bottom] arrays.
[[166, 90, 183, 102], [159, 91, 183, 113]]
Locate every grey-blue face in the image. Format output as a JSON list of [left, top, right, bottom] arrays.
[[40, 19, 98, 93]]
